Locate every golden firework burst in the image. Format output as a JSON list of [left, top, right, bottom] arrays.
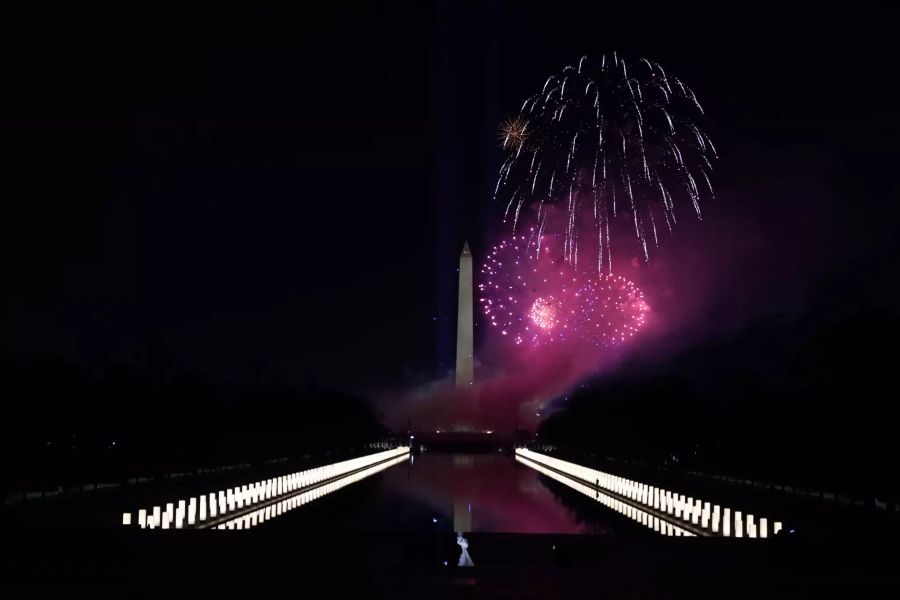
[[499, 116, 528, 151]]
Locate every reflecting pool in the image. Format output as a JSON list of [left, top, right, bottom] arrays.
[[261, 452, 652, 535]]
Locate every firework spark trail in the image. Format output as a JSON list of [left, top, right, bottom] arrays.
[[495, 54, 716, 274], [479, 230, 649, 349]]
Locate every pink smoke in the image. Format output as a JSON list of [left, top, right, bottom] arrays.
[[407, 339, 633, 431], [387, 215, 660, 431]]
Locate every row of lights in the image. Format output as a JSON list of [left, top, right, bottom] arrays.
[[516, 448, 782, 538], [213, 454, 410, 530], [517, 456, 695, 536], [122, 447, 410, 530]]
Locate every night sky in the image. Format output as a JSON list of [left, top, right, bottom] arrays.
[[2, 3, 897, 403]]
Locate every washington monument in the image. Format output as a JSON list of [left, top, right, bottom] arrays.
[[455, 241, 474, 387]]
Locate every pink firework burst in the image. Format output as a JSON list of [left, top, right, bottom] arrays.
[[479, 230, 649, 348], [530, 296, 562, 330]]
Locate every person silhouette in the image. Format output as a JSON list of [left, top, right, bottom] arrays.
[[456, 531, 474, 567]]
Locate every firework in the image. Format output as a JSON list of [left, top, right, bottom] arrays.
[[530, 296, 562, 330], [499, 116, 529, 152], [479, 230, 649, 348], [496, 54, 716, 273]]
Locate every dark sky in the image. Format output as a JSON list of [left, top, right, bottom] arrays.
[[2, 3, 897, 397]]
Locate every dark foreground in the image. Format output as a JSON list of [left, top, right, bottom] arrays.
[[2, 527, 896, 598]]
